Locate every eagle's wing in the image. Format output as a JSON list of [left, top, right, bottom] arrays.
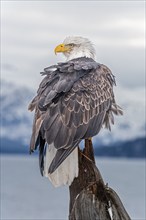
[[28, 57, 123, 173]]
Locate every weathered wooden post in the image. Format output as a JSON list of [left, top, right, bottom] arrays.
[[69, 139, 131, 220]]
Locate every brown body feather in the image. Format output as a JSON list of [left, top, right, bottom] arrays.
[[28, 57, 123, 174]]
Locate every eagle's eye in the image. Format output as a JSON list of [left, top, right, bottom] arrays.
[[68, 43, 75, 47]]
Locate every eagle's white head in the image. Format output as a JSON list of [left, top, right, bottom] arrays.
[[54, 36, 96, 61]]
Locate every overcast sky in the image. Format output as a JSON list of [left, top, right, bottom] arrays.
[[1, 1, 145, 90]]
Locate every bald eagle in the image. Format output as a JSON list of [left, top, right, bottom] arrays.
[[28, 36, 123, 187]]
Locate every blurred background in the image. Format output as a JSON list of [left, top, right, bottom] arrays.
[[1, 1, 145, 220]]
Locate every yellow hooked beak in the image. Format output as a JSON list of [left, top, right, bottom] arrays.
[[54, 44, 70, 54]]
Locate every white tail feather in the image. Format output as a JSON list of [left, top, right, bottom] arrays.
[[43, 144, 79, 187]]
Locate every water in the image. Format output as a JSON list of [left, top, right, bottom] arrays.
[[1, 155, 145, 220]]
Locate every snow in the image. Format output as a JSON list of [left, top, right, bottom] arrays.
[[1, 155, 145, 220], [94, 85, 145, 145], [1, 80, 34, 143]]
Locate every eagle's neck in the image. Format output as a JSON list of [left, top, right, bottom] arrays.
[[64, 46, 96, 61]]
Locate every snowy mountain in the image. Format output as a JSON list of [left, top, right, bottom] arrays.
[[1, 80, 34, 153], [1, 80, 145, 157]]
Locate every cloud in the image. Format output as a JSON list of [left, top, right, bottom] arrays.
[[2, 63, 18, 72]]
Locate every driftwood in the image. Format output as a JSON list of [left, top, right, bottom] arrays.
[[69, 139, 131, 220]]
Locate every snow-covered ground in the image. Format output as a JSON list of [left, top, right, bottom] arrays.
[[1, 155, 145, 220]]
